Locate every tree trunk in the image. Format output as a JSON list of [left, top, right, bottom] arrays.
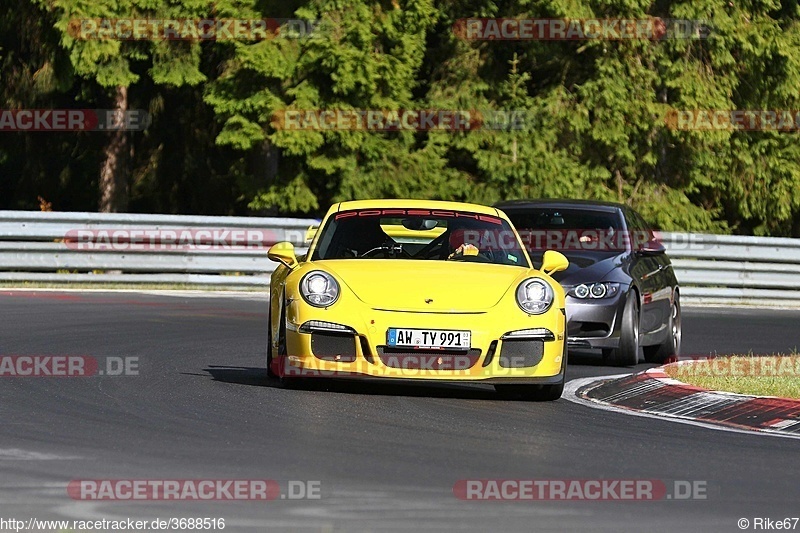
[[98, 85, 130, 212]]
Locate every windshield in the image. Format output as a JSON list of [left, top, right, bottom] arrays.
[[311, 208, 530, 267], [505, 208, 625, 261]]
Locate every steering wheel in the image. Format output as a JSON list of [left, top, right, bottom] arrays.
[[447, 253, 492, 263], [415, 232, 449, 260], [360, 242, 408, 258], [480, 247, 497, 263]]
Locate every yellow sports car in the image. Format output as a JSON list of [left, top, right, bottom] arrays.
[[266, 199, 569, 400]]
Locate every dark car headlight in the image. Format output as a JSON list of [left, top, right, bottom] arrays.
[[300, 271, 340, 307], [569, 282, 620, 300], [516, 279, 554, 314]]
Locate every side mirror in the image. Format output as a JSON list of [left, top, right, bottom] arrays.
[[541, 250, 569, 275], [635, 239, 666, 256], [268, 242, 299, 269]]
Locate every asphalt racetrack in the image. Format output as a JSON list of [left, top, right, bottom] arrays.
[[1, 290, 798, 532]]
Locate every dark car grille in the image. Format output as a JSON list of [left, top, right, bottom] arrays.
[[311, 332, 357, 362], [498, 339, 544, 368], [376, 347, 481, 370]]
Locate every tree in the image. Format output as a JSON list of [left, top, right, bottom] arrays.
[[35, 0, 207, 212]]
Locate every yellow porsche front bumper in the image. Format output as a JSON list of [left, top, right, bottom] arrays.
[[280, 297, 567, 382]]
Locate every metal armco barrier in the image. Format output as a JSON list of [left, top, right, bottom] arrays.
[[660, 232, 800, 306], [0, 211, 315, 288], [0, 211, 798, 305]]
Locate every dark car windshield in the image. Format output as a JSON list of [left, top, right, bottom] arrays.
[[504, 208, 627, 261], [311, 208, 529, 267]]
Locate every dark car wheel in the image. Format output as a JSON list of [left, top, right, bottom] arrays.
[[266, 306, 278, 379], [643, 292, 682, 364], [603, 293, 639, 367], [495, 346, 567, 401], [277, 306, 302, 388], [494, 379, 564, 401], [270, 299, 305, 389]]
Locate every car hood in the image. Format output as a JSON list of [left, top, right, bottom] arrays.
[[315, 260, 530, 312], [543, 252, 622, 286]]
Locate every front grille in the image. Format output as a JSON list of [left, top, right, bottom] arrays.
[[498, 339, 544, 368], [376, 347, 481, 370], [311, 332, 357, 362]]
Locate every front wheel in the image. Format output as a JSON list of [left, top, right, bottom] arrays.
[[643, 292, 681, 364], [495, 380, 564, 401], [603, 293, 640, 367], [266, 306, 277, 379], [270, 298, 304, 389]]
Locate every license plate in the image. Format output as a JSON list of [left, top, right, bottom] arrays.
[[387, 328, 471, 350]]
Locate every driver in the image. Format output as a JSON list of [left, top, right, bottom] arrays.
[[448, 243, 480, 260], [447, 227, 481, 260], [340, 217, 390, 257]]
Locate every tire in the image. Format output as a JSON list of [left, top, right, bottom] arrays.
[[494, 345, 566, 401], [643, 292, 681, 364], [266, 306, 277, 379], [603, 293, 640, 367], [274, 299, 305, 389], [494, 379, 564, 402]]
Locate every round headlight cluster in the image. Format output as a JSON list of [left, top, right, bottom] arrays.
[[300, 271, 340, 307], [516, 279, 554, 314], [571, 282, 619, 299], [574, 284, 590, 298], [591, 283, 607, 298]]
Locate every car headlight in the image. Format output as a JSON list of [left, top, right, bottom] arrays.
[[569, 282, 620, 299], [516, 279, 554, 314], [300, 271, 340, 307]]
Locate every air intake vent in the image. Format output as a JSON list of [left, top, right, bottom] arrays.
[[311, 332, 357, 362], [498, 339, 544, 368]]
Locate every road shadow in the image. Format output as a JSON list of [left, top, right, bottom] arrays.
[[202, 365, 502, 401], [567, 349, 606, 366]]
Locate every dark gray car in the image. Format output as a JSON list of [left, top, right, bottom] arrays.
[[496, 199, 681, 366]]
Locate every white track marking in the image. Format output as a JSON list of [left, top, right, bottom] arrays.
[[0, 449, 81, 460]]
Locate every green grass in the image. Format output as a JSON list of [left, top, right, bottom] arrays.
[[664, 355, 800, 399]]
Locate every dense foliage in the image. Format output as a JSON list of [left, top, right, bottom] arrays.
[[2, 0, 800, 235]]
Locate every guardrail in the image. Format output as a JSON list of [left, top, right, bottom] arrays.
[[0, 211, 798, 305], [0, 211, 315, 288], [659, 232, 800, 306]]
